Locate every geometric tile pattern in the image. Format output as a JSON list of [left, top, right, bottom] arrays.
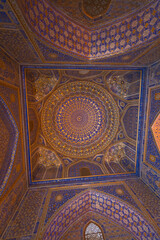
[[122, 106, 139, 140], [133, 42, 160, 67], [44, 184, 140, 225], [141, 164, 160, 197], [62, 212, 136, 240], [0, 0, 40, 64], [68, 161, 104, 177], [0, 48, 27, 238], [0, 117, 10, 173], [127, 178, 160, 226], [24, 68, 142, 184], [149, 61, 160, 86], [0, 0, 157, 66], [3, 190, 46, 239], [0, 49, 19, 86], [41, 81, 119, 158], [23, 0, 160, 59], [0, 29, 40, 63], [144, 85, 160, 172], [0, 97, 19, 196], [146, 169, 160, 194], [151, 112, 160, 153], [42, 190, 159, 240], [0, 175, 27, 238], [124, 143, 136, 162]]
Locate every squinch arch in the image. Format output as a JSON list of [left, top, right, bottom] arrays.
[[17, 0, 160, 60], [42, 190, 159, 240]]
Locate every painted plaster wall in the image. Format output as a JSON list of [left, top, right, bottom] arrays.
[[141, 60, 160, 197], [0, 49, 27, 237]]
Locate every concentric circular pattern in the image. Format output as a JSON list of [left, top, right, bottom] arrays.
[[55, 95, 106, 145], [41, 81, 119, 158]]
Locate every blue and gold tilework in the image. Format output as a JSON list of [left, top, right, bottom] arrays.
[[0, 49, 27, 238], [62, 211, 136, 240], [22, 0, 160, 59], [24, 68, 142, 183], [149, 61, 160, 86], [68, 161, 104, 177], [140, 61, 160, 196], [44, 184, 140, 226], [141, 164, 160, 197], [41, 81, 119, 158], [0, 0, 40, 63], [127, 179, 160, 228], [2, 189, 47, 239], [42, 190, 159, 240], [0, 48, 19, 86], [122, 106, 139, 140], [144, 86, 160, 172], [2, 182, 159, 239]]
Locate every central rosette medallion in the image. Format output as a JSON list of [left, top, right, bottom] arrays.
[[55, 95, 105, 145], [41, 81, 119, 158]]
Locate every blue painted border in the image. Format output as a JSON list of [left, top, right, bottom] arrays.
[[21, 67, 32, 184], [21, 65, 144, 71], [135, 68, 148, 176], [21, 65, 146, 187]]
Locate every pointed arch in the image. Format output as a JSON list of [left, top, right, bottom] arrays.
[[84, 220, 104, 240], [42, 189, 159, 240]]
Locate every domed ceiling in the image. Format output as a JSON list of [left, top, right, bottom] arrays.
[[0, 1, 160, 238], [25, 68, 141, 184], [0, 0, 158, 186], [41, 81, 119, 158]]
